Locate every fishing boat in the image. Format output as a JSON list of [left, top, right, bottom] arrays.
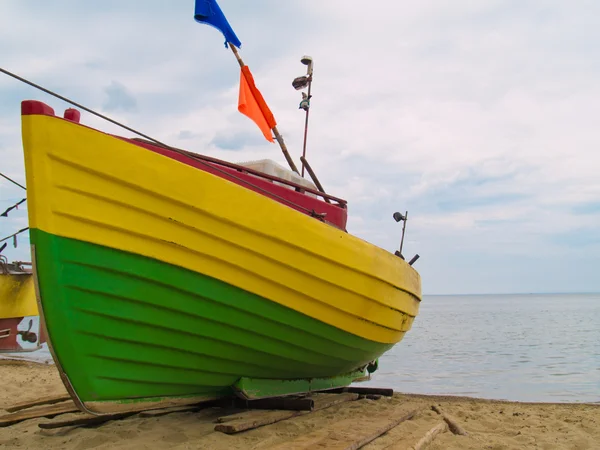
[[21, 99, 421, 414], [0, 257, 46, 353], [14, 0, 421, 415]]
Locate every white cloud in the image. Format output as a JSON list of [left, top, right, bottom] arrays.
[[0, 0, 599, 293]]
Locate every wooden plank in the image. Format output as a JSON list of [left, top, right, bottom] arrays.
[[409, 422, 448, 450], [215, 409, 273, 425], [313, 392, 359, 411], [40, 406, 220, 429], [214, 393, 359, 433], [83, 395, 219, 414], [4, 395, 72, 413], [431, 405, 468, 436], [139, 405, 203, 418], [139, 405, 219, 418], [345, 387, 394, 397], [327, 409, 419, 450], [268, 408, 420, 450], [38, 412, 135, 429], [327, 387, 394, 397], [227, 397, 315, 411], [215, 410, 300, 434], [0, 401, 78, 427], [216, 413, 246, 423]]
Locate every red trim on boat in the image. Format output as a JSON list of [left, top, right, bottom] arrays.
[[123, 138, 348, 229], [20, 100, 348, 230], [141, 142, 347, 207], [21, 100, 55, 117], [64, 108, 81, 123]]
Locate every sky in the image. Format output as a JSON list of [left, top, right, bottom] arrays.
[[1, 1, 599, 295]]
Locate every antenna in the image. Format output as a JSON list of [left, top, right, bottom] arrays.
[[292, 55, 314, 177]]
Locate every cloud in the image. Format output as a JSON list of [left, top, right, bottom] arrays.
[[210, 131, 267, 151], [572, 202, 600, 215], [177, 130, 198, 140], [102, 81, 137, 112], [0, 0, 599, 294], [551, 228, 600, 248]]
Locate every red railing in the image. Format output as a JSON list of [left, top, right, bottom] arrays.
[[131, 139, 347, 208]]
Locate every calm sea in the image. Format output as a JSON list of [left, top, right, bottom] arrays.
[[3, 293, 599, 403], [364, 293, 600, 403]]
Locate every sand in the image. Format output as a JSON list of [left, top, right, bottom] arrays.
[[1, 360, 598, 449]]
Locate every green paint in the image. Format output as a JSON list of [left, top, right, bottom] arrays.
[[32, 229, 393, 406], [234, 369, 366, 400]]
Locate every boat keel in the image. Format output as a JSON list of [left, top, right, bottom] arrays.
[[233, 369, 367, 400]]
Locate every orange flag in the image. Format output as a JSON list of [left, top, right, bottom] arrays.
[[238, 66, 276, 142]]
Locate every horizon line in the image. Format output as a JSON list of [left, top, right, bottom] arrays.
[[423, 291, 600, 297]]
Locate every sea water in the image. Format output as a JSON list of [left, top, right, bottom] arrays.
[[365, 293, 600, 403], [3, 294, 599, 402]]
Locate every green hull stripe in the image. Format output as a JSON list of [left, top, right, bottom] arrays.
[[31, 229, 393, 402], [234, 371, 366, 400]]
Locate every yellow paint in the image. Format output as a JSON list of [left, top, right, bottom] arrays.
[[22, 114, 421, 344], [0, 273, 37, 319]]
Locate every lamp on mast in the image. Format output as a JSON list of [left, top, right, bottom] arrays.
[[292, 55, 314, 177]]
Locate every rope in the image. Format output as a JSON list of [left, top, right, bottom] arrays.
[[0, 171, 26, 190], [0, 227, 29, 244], [1, 198, 27, 217], [0, 67, 327, 222], [0, 67, 169, 148]]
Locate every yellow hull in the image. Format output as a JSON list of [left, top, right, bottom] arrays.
[[0, 272, 37, 319], [23, 113, 421, 344]]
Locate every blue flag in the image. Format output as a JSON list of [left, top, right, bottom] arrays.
[[194, 0, 242, 48]]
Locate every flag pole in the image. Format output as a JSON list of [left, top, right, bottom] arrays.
[[229, 45, 300, 175], [300, 156, 330, 204]]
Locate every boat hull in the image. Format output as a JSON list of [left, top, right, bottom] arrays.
[[32, 230, 394, 412], [0, 271, 45, 353], [22, 102, 421, 413]]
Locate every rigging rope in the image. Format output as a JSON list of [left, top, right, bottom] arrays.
[[0, 227, 28, 244], [0, 171, 26, 190], [1, 198, 27, 217], [0, 67, 169, 148]]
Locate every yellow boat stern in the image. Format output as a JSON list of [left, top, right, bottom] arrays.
[[0, 271, 37, 319]]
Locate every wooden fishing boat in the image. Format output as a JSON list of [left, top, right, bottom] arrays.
[[0, 259, 46, 353], [21, 100, 421, 414]]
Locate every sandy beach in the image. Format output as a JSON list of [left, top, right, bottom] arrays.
[[1, 360, 598, 449]]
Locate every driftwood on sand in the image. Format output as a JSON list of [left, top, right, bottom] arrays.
[[215, 392, 359, 434], [268, 408, 420, 449], [215, 409, 300, 434], [138, 405, 208, 418], [4, 394, 72, 413], [38, 412, 136, 430], [0, 401, 79, 427], [410, 422, 448, 450], [431, 405, 468, 435]]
